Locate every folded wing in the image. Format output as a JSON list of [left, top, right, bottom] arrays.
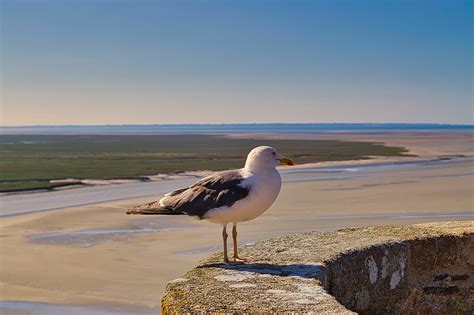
[[126, 170, 250, 219]]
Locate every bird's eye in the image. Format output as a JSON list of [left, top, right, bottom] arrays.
[[272, 152, 276, 156]]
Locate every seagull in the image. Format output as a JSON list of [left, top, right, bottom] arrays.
[[126, 146, 294, 263]]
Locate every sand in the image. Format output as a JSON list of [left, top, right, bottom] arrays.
[[0, 131, 472, 314]]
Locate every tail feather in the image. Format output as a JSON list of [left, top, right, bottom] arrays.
[[126, 201, 184, 215]]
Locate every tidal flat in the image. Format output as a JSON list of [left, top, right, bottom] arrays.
[[0, 131, 472, 314]]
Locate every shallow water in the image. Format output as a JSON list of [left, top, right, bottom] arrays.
[[2, 123, 472, 135], [28, 223, 195, 247], [0, 177, 198, 217], [284, 157, 473, 183], [0, 301, 157, 315]]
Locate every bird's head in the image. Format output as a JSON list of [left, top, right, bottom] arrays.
[[244, 146, 294, 172]]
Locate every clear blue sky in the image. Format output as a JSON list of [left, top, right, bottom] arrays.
[[1, 0, 472, 125]]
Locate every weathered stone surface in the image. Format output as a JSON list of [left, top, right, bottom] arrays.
[[162, 221, 473, 314]]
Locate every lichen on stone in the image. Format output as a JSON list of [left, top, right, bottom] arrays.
[[161, 221, 473, 314]]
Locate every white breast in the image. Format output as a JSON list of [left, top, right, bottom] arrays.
[[204, 169, 282, 224]]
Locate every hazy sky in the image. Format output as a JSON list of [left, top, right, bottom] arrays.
[[1, 0, 472, 125]]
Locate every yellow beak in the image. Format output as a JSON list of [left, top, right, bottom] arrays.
[[279, 157, 295, 166]]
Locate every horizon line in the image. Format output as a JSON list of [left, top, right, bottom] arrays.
[[2, 122, 473, 128]]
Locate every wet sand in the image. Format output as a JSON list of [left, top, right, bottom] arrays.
[[0, 131, 473, 314]]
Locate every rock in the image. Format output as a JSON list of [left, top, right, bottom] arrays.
[[162, 221, 473, 314]]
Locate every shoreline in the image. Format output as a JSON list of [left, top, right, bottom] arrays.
[[0, 170, 210, 196], [0, 152, 467, 197], [0, 157, 407, 196], [1, 154, 472, 219]]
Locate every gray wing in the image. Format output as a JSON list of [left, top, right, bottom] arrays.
[[159, 170, 250, 219]]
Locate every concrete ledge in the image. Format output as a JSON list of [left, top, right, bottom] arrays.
[[161, 221, 473, 314]]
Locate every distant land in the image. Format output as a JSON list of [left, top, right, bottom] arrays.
[[0, 134, 411, 192], [1, 123, 473, 135]]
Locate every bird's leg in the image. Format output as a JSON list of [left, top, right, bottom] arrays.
[[232, 223, 239, 261], [232, 223, 254, 262], [222, 224, 243, 264], [222, 224, 229, 263]]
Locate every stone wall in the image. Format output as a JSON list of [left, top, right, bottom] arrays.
[[162, 221, 473, 314]]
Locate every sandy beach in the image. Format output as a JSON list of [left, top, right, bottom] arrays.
[[0, 131, 473, 314]]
